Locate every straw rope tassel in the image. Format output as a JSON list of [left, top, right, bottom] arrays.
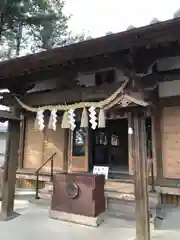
[[48, 110, 57, 131], [80, 108, 88, 128], [34, 110, 45, 131], [34, 112, 39, 130], [61, 111, 70, 129], [98, 108, 106, 128], [48, 110, 54, 130]]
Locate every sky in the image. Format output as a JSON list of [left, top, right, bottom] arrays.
[[64, 0, 180, 37]]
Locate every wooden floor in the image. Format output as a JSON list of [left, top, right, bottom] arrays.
[[160, 193, 180, 205], [109, 165, 129, 174]]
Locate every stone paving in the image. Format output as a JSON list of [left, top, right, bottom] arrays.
[[0, 199, 180, 239], [0, 202, 136, 240]]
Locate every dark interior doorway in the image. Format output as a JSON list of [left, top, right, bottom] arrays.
[[90, 118, 129, 174]]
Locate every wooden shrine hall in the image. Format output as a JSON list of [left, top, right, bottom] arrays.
[[1, 17, 180, 240]]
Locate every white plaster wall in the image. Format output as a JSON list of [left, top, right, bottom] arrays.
[[158, 80, 180, 97]]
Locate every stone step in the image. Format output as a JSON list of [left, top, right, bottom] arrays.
[[15, 183, 159, 222], [105, 181, 134, 194], [107, 198, 135, 219], [30, 197, 51, 206], [43, 181, 53, 192], [39, 182, 53, 199], [38, 181, 158, 207], [14, 188, 36, 201], [15, 188, 36, 195]]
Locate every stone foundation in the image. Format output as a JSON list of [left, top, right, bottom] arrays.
[[49, 210, 105, 227]]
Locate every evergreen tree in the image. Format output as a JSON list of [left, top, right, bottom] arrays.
[[0, 0, 88, 59], [0, 0, 58, 58], [30, 0, 86, 52]]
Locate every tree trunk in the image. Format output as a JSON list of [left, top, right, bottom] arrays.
[[15, 23, 23, 57]]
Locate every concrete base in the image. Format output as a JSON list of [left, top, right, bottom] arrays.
[[49, 210, 105, 227], [0, 211, 21, 221]]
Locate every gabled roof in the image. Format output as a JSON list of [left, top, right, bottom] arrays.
[[0, 17, 180, 82]]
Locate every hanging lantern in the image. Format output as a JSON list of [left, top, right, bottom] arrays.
[[89, 106, 97, 130], [68, 109, 76, 131], [48, 110, 57, 131], [34, 110, 45, 131]]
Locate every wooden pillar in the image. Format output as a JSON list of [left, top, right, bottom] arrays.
[[63, 129, 69, 172], [132, 109, 150, 240], [152, 106, 163, 182], [18, 115, 26, 168], [0, 118, 20, 220], [128, 112, 134, 175]]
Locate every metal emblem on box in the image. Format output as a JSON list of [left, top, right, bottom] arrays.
[[66, 182, 79, 199]]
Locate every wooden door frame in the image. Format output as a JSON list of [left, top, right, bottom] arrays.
[[89, 116, 130, 174], [128, 112, 134, 175], [66, 110, 157, 176], [67, 128, 88, 173], [128, 110, 156, 176]]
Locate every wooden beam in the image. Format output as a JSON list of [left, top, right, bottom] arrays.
[[132, 109, 150, 240], [134, 43, 180, 73], [0, 110, 20, 121], [22, 81, 157, 108], [23, 81, 127, 106], [0, 116, 20, 220], [0, 51, 128, 87], [125, 68, 160, 107], [160, 95, 180, 107]]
